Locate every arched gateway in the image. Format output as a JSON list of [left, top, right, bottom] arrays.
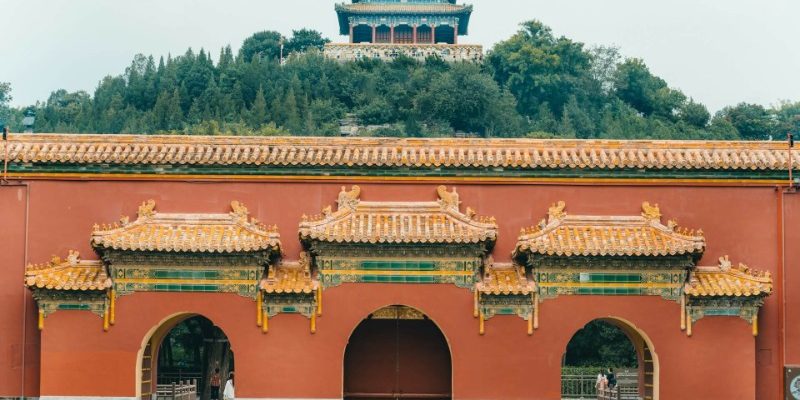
[[344, 305, 452, 400], [562, 318, 657, 400]]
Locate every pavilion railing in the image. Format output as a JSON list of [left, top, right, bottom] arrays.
[[155, 379, 197, 400]]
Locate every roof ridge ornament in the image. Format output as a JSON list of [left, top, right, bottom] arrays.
[[138, 199, 157, 219], [641, 201, 662, 221], [548, 201, 567, 223], [437, 185, 461, 210], [337, 185, 361, 210]]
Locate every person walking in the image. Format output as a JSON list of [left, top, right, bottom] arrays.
[[209, 368, 222, 400], [606, 368, 617, 390], [223, 371, 235, 400]]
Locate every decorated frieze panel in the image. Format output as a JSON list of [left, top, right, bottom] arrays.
[[111, 265, 262, 298], [535, 269, 687, 301], [348, 15, 461, 28], [684, 297, 764, 337], [527, 256, 695, 271], [103, 251, 273, 268], [263, 293, 317, 318], [479, 294, 534, 320], [33, 290, 107, 318], [32, 290, 112, 331], [310, 243, 488, 259], [315, 256, 481, 289], [476, 294, 536, 336]]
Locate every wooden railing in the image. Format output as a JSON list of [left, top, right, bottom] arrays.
[[155, 379, 197, 400]]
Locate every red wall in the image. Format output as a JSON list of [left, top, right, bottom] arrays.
[[4, 179, 790, 399], [0, 185, 39, 397]]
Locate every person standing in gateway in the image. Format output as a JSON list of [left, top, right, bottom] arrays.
[[209, 368, 222, 400], [223, 372, 235, 400]]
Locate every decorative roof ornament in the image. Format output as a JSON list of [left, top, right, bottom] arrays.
[[514, 201, 706, 258], [686, 256, 772, 297], [548, 201, 567, 223], [25, 251, 110, 291], [641, 202, 662, 220], [299, 186, 497, 245], [91, 200, 281, 254], [337, 185, 361, 210], [138, 199, 156, 219], [437, 185, 460, 210]]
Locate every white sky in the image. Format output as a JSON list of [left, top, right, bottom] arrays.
[[1, 0, 799, 112]]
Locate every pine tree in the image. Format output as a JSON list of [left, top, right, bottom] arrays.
[[249, 86, 267, 128]]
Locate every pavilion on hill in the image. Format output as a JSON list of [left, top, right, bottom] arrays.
[[325, 0, 482, 62]]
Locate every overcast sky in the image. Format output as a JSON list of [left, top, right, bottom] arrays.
[[2, 0, 798, 112]]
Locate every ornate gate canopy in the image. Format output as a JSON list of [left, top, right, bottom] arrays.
[[514, 201, 706, 301], [299, 185, 497, 288]]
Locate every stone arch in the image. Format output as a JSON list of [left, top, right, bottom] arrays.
[[342, 305, 453, 400], [561, 316, 659, 400], [136, 312, 235, 400]]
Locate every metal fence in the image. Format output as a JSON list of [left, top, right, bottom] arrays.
[[562, 370, 639, 400]]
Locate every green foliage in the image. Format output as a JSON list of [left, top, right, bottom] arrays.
[[9, 21, 798, 140], [285, 29, 330, 55], [564, 320, 638, 368], [239, 31, 285, 62]]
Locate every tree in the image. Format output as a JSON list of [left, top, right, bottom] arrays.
[[239, 31, 285, 62], [486, 20, 594, 118], [716, 103, 775, 140], [613, 58, 686, 119], [285, 29, 330, 55], [248, 86, 267, 128]]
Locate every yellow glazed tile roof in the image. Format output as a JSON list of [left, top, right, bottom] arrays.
[[515, 201, 706, 258], [91, 200, 281, 253], [338, 3, 469, 13], [299, 185, 497, 244], [25, 251, 110, 291], [3, 134, 798, 171], [686, 256, 773, 297], [477, 261, 535, 295], [260, 253, 319, 294]]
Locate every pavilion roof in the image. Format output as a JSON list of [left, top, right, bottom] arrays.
[[3, 135, 796, 177], [476, 261, 535, 295], [25, 251, 111, 291], [686, 256, 772, 297], [299, 185, 497, 245], [514, 202, 706, 259], [260, 253, 319, 294], [91, 200, 281, 254], [335, 2, 472, 34]]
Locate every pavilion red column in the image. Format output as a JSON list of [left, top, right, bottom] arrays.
[[349, 24, 354, 43], [454, 23, 458, 44], [431, 25, 436, 44], [371, 25, 376, 43], [412, 25, 418, 44], [390, 25, 395, 44]]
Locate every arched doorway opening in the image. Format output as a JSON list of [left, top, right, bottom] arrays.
[[434, 25, 455, 44], [138, 314, 234, 400], [561, 318, 657, 400], [353, 24, 373, 44], [343, 305, 452, 399], [394, 25, 414, 44], [375, 25, 392, 44], [417, 25, 433, 44]]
